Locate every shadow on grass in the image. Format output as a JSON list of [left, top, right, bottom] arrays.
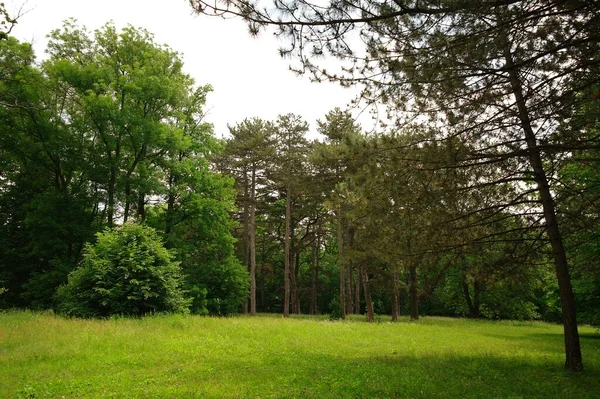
[[193, 350, 600, 399]]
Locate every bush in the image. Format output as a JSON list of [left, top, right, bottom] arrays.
[[56, 223, 189, 317]]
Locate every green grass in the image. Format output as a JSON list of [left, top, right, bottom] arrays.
[[1, 311, 599, 398]]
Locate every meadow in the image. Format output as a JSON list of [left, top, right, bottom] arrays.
[[1, 311, 599, 398]]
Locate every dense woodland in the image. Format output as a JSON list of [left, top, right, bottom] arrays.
[[0, 1, 599, 372]]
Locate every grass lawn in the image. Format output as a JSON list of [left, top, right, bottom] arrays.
[[1, 311, 599, 398]]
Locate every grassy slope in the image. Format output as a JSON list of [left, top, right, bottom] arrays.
[[1, 312, 599, 398]]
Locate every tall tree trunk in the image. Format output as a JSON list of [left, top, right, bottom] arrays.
[[504, 45, 582, 371], [409, 264, 419, 321], [249, 168, 257, 316], [284, 186, 291, 318], [362, 267, 374, 322], [241, 171, 250, 315], [336, 209, 346, 319]]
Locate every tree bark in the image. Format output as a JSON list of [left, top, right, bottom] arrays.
[[504, 44, 583, 371], [242, 171, 250, 315], [249, 167, 257, 316], [362, 267, 374, 322], [284, 186, 291, 318]]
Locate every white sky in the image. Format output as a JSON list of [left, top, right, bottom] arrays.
[[10, 0, 367, 137]]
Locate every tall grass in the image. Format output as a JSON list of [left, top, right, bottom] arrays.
[[1, 311, 599, 398]]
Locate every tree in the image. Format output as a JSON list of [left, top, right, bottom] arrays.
[[0, 35, 97, 307], [312, 108, 364, 319], [45, 20, 194, 227], [189, 0, 600, 371], [222, 118, 275, 315], [272, 113, 310, 317]]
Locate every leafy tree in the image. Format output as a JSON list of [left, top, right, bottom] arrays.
[[56, 223, 188, 317]]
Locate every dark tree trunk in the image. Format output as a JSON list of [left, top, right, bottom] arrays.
[[346, 227, 354, 315], [242, 172, 250, 315], [362, 267, 374, 322], [504, 45, 583, 371], [462, 275, 475, 319], [250, 168, 257, 316], [291, 250, 300, 314]]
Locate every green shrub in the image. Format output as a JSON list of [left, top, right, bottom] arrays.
[[56, 223, 189, 317]]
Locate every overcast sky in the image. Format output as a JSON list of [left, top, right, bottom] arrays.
[[10, 0, 365, 137]]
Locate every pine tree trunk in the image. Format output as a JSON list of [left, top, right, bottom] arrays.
[[504, 44, 583, 371], [249, 168, 257, 316], [242, 172, 250, 315], [284, 186, 291, 318], [346, 227, 354, 315]]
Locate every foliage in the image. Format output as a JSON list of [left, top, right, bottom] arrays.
[[56, 223, 189, 317]]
